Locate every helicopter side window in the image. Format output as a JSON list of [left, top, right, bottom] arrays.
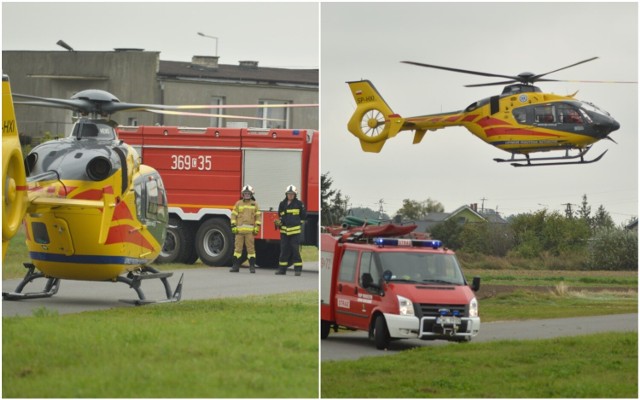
[[144, 176, 168, 222], [534, 105, 556, 124], [513, 109, 528, 123], [557, 105, 583, 124]]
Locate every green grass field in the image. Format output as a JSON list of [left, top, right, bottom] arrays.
[[3, 291, 318, 398], [321, 332, 637, 398]]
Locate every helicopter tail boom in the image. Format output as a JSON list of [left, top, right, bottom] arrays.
[[347, 80, 407, 152]]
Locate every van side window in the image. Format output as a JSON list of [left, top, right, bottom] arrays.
[[338, 250, 358, 283], [359, 251, 380, 286]]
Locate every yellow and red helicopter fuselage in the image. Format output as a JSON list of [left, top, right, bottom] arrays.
[[23, 131, 168, 281], [347, 80, 620, 160]]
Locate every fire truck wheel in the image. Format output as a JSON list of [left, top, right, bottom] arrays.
[[156, 217, 190, 264], [373, 315, 391, 350], [195, 218, 233, 266]]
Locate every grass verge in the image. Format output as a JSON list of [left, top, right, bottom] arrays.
[[321, 332, 637, 398], [3, 291, 318, 398], [479, 286, 637, 322]]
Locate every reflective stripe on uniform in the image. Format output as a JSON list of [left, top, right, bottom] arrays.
[[286, 209, 300, 215], [281, 225, 301, 235]]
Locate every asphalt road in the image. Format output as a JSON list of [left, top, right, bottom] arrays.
[[2, 262, 318, 317], [321, 313, 638, 361]]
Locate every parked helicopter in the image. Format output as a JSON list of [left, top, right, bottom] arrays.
[[347, 57, 634, 167], [1, 74, 315, 304]]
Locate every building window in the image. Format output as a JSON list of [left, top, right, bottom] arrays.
[[257, 99, 290, 129], [127, 117, 138, 126], [209, 96, 225, 127]]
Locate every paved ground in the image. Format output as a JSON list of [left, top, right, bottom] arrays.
[[2, 262, 318, 317], [321, 313, 638, 361]]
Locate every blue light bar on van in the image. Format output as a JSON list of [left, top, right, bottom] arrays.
[[373, 237, 442, 249]]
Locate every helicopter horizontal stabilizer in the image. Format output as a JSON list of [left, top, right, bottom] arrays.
[[347, 80, 406, 153]]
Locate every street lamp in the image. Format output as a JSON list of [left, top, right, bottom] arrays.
[[197, 32, 218, 57]]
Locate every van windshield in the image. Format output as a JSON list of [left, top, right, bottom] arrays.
[[378, 252, 465, 285]]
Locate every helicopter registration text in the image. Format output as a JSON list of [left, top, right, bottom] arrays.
[[356, 95, 376, 104], [170, 154, 212, 171]]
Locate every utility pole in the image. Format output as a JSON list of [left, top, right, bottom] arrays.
[[562, 203, 575, 218], [377, 199, 386, 219]]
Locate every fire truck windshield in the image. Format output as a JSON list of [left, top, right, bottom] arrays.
[[378, 252, 465, 285]]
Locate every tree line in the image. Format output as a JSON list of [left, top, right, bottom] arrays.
[[321, 172, 637, 270]]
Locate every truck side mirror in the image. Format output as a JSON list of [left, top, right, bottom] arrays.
[[471, 276, 481, 292]]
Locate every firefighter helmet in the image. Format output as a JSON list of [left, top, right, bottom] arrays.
[[242, 185, 255, 195], [285, 185, 298, 195]]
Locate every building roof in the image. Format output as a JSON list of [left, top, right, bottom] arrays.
[[158, 60, 318, 87]]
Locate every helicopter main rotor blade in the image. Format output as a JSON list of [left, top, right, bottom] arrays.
[[145, 109, 284, 121], [532, 57, 599, 80], [402, 61, 518, 81], [13, 94, 96, 113], [464, 80, 518, 88], [173, 103, 318, 110]]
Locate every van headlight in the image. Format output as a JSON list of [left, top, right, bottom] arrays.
[[397, 295, 415, 316], [469, 297, 478, 318]]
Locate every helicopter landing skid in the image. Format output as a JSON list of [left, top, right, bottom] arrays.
[[2, 264, 183, 305], [118, 266, 184, 306], [494, 147, 607, 167], [2, 263, 61, 300]]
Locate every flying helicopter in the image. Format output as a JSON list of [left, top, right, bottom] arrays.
[[347, 57, 635, 167], [1, 74, 316, 304]]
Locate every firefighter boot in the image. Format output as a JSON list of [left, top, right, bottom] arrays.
[[275, 265, 287, 275], [249, 257, 256, 274], [294, 266, 302, 276], [230, 257, 240, 273]]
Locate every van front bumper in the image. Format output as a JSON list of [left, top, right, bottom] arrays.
[[384, 313, 480, 339]]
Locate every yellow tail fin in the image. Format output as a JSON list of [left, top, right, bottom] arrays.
[[347, 80, 405, 153], [2, 75, 28, 259]]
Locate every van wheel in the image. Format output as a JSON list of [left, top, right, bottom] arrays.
[[321, 321, 331, 339], [373, 315, 390, 350], [195, 219, 233, 266]]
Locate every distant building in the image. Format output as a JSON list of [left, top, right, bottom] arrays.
[[2, 50, 318, 140], [413, 203, 507, 237]]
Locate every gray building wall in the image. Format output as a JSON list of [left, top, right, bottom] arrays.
[[2, 50, 318, 140]]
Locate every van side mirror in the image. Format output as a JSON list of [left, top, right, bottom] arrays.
[[471, 276, 481, 292], [361, 273, 374, 288]]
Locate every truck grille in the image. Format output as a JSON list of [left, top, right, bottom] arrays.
[[416, 303, 468, 318], [417, 303, 469, 337]]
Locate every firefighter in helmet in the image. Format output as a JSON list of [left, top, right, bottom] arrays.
[[275, 184, 306, 276], [230, 185, 261, 273]]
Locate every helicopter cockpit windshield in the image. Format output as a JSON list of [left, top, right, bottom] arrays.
[[69, 121, 117, 140], [580, 102, 611, 117]]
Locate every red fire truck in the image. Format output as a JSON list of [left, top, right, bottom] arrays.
[[117, 126, 319, 268], [321, 228, 481, 349]]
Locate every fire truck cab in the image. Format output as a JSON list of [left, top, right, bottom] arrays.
[[321, 231, 481, 349]]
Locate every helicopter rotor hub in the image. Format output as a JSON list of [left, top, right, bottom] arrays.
[[367, 118, 380, 129]]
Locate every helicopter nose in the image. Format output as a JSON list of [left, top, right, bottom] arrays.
[[610, 119, 621, 132]]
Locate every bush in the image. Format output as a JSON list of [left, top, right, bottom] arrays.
[[588, 229, 638, 270]]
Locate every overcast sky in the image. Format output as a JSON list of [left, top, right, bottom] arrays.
[[321, 2, 638, 225], [2, 2, 319, 68], [2, 2, 637, 225]]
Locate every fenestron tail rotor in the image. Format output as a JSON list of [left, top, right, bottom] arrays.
[[346, 80, 405, 153]]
